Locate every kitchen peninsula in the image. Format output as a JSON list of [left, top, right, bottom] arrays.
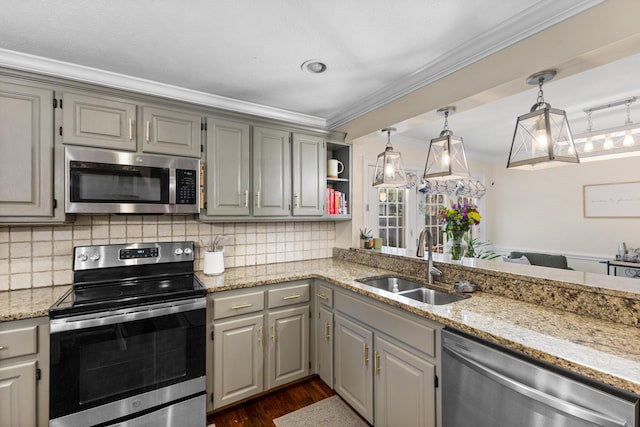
[[2, 248, 640, 426]]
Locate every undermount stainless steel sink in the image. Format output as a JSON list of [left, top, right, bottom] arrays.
[[357, 276, 423, 293], [397, 288, 464, 305], [356, 276, 464, 305]]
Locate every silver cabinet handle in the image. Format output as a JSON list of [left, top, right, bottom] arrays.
[[324, 323, 330, 341], [128, 118, 133, 140], [244, 190, 249, 208], [231, 303, 253, 310], [0, 346, 6, 351], [316, 293, 329, 301], [443, 345, 626, 427], [255, 191, 261, 208], [294, 193, 300, 208], [145, 120, 150, 142], [375, 351, 380, 374], [283, 294, 301, 300], [271, 324, 276, 342], [258, 325, 263, 345]]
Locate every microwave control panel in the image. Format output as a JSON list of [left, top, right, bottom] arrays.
[[176, 169, 197, 205]]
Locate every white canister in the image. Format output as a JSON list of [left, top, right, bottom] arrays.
[[327, 159, 344, 178], [203, 251, 224, 275]]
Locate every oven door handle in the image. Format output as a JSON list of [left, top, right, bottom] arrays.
[[50, 298, 205, 333]]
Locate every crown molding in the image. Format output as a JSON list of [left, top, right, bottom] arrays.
[[0, 48, 327, 129], [327, 0, 604, 130]]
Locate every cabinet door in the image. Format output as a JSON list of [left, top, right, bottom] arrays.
[[334, 314, 373, 424], [0, 81, 54, 218], [205, 118, 251, 216], [213, 314, 264, 409], [252, 126, 290, 216], [292, 133, 324, 216], [374, 335, 436, 427], [141, 106, 201, 158], [266, 306, 309, 389], [0, 361, 36, 427], [315, 305, 333, 388], [62, 92, 137, 151]]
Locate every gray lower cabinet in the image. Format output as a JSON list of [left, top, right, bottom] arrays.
[[314, 283, 334, 388], [208, 282, 310, 411], [266, 305, 309, 389], [140, 105, 201, 158], [292, 133, 324, 216], [374, 335, 436, 427], [205, 118, 251, 216], [252, 126, 291, 216], [334, 289, 441, 427], [335, 313, 374, 423], [61, 91, 137, 151], [0, 79, 60, 221], [212, 312, 265, 409], [0, 317, 49, 427]]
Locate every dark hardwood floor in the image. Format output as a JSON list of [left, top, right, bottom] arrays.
[[206, 376, 336, 427]]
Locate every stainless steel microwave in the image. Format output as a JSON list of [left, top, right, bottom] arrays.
[[65, 146, 200, 214]]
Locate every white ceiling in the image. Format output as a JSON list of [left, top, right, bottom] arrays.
[[2, 0, 635, 163]]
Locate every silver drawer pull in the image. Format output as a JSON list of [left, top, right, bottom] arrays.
[[316, 293, 329, 301], [0, 346, 6, 351], [231, 303, 253, 310], [283, 294, 301, 300]]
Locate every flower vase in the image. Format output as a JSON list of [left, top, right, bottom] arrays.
[[448, 233, 467, 261]]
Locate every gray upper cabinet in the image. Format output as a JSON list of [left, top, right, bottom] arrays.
[[140, 105, 201, 158], [205, 118, 251, 216], [292, 133, 324, 217], [252, 126, 291, 217], [62, 92, 137, 151], [0, 80, 57, 220]]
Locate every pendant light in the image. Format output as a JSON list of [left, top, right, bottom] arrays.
[[423, 107, 470, 180], [507, 69, 579, 169], [372, 127, 408, 188]]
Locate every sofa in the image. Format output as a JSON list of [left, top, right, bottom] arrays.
[[509, 251, 572, 270]]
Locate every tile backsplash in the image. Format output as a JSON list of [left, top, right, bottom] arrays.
[[0, 216, 336, 291]]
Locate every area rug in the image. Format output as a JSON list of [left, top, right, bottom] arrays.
[[273, 395, 368, 427]]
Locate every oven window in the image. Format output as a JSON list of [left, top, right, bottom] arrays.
[[78, 325, 186, 405], [69, 161, 169, 204]]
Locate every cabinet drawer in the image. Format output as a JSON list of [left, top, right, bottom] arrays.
[[213, 290, 265, 320], [315, 283, 333, 307], [268, 283, 310, 309], [0, 325, 38, 360]]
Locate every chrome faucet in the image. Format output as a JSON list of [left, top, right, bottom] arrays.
[[416, 227, 442, 284]]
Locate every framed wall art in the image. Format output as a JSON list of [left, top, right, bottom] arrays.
[[583, 181, 640, 218]]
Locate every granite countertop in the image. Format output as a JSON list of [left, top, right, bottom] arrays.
[[197, 258, 640, 396], [1, 257, 639, 396]]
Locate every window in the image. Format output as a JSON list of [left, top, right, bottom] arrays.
[[377, 188, 406, 251]]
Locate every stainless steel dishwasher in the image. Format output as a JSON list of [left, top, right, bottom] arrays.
[[442, 329, 639, 427]]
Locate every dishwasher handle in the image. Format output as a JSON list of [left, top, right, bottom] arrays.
[[443, 344, 628, 427]]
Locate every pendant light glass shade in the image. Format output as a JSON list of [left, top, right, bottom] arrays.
[[423, 107, 470, 180], [507, 70, 579, 169], [372, 128, 408, 188]]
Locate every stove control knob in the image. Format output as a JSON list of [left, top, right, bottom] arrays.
[[183, 247, 193, 255], [174, 248, 184, 256], [77, 253, 88, 262], [90, 253, 101, 262]]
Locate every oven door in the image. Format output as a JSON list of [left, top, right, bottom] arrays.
[[49, 298, 206, 427]]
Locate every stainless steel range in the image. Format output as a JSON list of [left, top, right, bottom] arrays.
[[49, 241, 207, 427]]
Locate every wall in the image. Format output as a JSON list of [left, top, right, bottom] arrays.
[[491, 156, 640, 273], [0, 216, 335, 291]]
